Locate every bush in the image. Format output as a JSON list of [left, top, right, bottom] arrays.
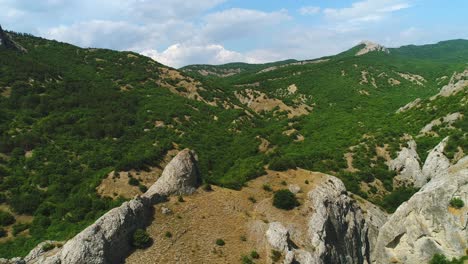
[[41, 243, 55, 252], [0, 228, 6, 238], [273, 190, 299, 210], [203, 183, 213, 192], [138, 184, 148, 193], [429, 253, 468, 264], [178, 196, 185, 202], [131, 229, 152, 249], [248, 196, 256, 203], [241, 255, 254, 264], [12, 223, 30, 236], [262, 184, 272, 192], [269, 157, 296, 171], [164, 231, 172, 238], [215, 239, 225, 246], [271, 250, 281, 262], [0, 210, 15, 226], [128, 177, 139, 186], [449, 198, 464, 209], [250, 250, 259, 259]]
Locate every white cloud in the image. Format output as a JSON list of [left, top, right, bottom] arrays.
[[142, 43, 262, 68], [324, 0, 411, 23], [299, 6, 321, 15]]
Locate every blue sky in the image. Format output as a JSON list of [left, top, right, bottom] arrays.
[[1, 0, 467, 67]]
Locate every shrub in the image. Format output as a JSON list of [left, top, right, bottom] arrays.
[[262, 184, 272, 192], [305, 180, 309, 184], [271, 250, 281, 262], [128, 177, 139, 186], [41, 243, 55, 252], [273, 190, 299, 210], [449, 198, 464, 209], [241, 255, 254, 264], [12, 223, 30, 236], [215, 239, 225, 246], [248, 196, 256, 203], [250, 250, 259, 259], [280, 181, 287, 186], [429, 253, 468, 264], [240, 235, 247, 241], [178, 196, 185, 202], [164, 231, 172, 238], [138, 184, 148, 193], [203, 183, 213, 192], [0, 210, 15, 226], [0, 228, 6, 238], [131, 229, 152, 249], [269, 157, 296, 171]]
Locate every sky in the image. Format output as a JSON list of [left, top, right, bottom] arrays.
[[1, 0, 467, 68]]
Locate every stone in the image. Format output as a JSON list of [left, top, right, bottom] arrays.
[[288, 184, 301, 194], [143, 149, 200, 202], [388, 140, 425, 187], [372, 163, 468, 263], [161, 207, 172, 215], [421, 137, 450, 181]]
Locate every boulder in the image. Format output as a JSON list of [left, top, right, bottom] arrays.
[[421, 137, 450, 181], [389, 140, 425, 187], [372, 162, 468, 263], [143, 149, 200, 202]]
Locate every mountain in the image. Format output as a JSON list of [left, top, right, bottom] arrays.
[[0, 28, 466, 263]]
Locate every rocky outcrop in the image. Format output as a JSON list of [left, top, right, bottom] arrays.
[[0, 25, 26, 52], [420, 113, 463, 134], [421, 137, 450, 181], [356, 41, 389, 56], [388, 140, 425, 187], [143, 148, 200, 201], [6, 149, 200, 264], [265, 175, 376, 264], [372, 158, 468, 263], [432, 69, 468, 98], [23, 198, 152, 264], [396, 98, 421, 113]]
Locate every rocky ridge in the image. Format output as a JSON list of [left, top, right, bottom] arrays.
[[1, 149, 200, 264]]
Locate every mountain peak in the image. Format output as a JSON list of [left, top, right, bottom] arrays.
[[355, 41, 389, 56]]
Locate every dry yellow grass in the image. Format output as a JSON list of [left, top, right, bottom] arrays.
[[126, 169, 328, 264]]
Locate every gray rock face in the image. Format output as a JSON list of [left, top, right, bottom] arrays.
[[372, 162, 468, 263], [307, 177, 370, 264], [143, 149, 200, 201], [265, 175, 374, 264], [389, 140, 425, 187], [12, 149, 201, 264], [26, 198, 152, 264], [422, 137, 450, 181], [0, 25, 26, 52]]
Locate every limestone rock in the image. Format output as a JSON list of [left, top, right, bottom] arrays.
[[307, 176, 370, 264], [265, 175, 373, 264], [288, 184, 301, 194], [356, 41, 389, 56], [143, 149, 200, 201], [372, 164, 468, 263], [0, 25, 26, 52], [396, 98, 421, 113], [389, 140, 425, 187], [25, 197, 152, 264], [422, 137, 450, 181], [432, 69, 468, 98]]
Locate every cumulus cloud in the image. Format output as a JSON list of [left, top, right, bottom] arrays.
[[324, 0, 411, 23], [299, 6, 321, 15], [142, 43, 262, 68]]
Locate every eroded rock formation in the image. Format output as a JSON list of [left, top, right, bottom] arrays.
[[4, 149, 200, 264]]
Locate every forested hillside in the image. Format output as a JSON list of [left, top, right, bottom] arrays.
[[0, 29, 466, 258]]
